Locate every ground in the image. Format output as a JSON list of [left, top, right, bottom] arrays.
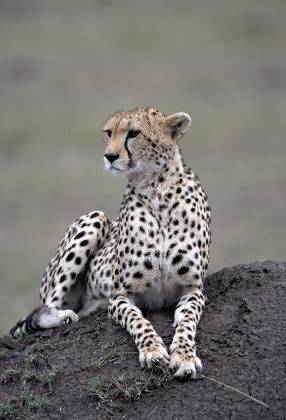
[[1, 0, 286, 335], [0, 260, 285, 419]]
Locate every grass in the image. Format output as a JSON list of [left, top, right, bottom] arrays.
[[2, 362, 56, 389], [0, 348, 8, 359], [1, 361, 56, 391], [0, 390, 47, 419], [93, 351, 122, 369], [88, 365, 172, 404], [26, 341, 54, 357], [0, 400, 19, 419], [1, 341, 56, 391], [88, 375, 131, 402], [0, 0, 286, 341], [0, 341, 52, 418]]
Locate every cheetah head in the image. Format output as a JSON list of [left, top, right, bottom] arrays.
[[102, 107, 191, 175]]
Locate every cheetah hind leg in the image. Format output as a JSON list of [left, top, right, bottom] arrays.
[[9, 306, 79, 339]]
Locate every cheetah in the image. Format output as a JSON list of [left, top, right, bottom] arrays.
[[10, 107, 211, 378]]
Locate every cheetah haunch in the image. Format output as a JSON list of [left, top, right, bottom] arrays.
[[10, 107, 211, 378]]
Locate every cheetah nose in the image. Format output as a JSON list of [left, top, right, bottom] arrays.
[[104, 153, 119, 163]]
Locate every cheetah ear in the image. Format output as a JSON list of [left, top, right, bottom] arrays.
[[165, 112, 192, 140]]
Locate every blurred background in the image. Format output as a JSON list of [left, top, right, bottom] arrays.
[[0, 0, 285, 335]]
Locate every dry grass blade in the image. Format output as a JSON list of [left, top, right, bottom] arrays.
[[199, 374, 269, 408]]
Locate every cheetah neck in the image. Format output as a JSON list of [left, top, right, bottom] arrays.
[[126, 146, 185, 193]]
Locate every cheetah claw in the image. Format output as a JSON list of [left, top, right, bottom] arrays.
[[169, 352, 202, 378], [139, 345, 170, 369], [58, 310, 79, 325]]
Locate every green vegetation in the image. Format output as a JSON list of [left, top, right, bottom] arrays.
[[1, 342, 56, 391], [2, 363, 56, 389], [0, 348, 8, 359], [26, 341, 54, 358], [93, 350, 122, 369], [0, 390, 47, 419], [1, 0, 286, 337], [0, 340, 53, 418], [88, 365, 172, 404], [88, 374, 131, 402]]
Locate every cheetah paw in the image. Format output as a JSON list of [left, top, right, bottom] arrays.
[[58, 310, 79, 325], [169, 351, 202, 378], [139, 343, 170, 369]]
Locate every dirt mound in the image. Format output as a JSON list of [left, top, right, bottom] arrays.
[[0, 261, 285, 419]]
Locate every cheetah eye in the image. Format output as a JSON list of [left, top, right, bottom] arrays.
[[103, 129, 112, 138], [127, 129, 141, 139]]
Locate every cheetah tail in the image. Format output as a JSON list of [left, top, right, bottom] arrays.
[[9, 306, 47, 338]]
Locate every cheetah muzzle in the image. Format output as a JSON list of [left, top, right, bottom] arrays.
[[10, 107, 211, 378]]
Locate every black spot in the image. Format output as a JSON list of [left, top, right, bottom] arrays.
[[144, 260, 153, 270], [178, 266, 189, 275], [172, 254, 183, 265], [66, 252, 75, 262], [59, 275, 66, 283], [80, 239, 89, 247], [94, 222, 101, 229], [133, 272, 143, 279], [75, 257, 82, 265], [90, 212, 99, 218], [74, 231, 85, 240]]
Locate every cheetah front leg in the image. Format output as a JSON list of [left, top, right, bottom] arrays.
[[170, 286, 205, 378], [108, 295, 169, 368]]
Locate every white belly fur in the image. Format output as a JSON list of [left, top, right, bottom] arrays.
[[134, 276, 183, 312]]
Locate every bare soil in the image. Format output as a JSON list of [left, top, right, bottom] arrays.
[[0, 260, 285, 419]]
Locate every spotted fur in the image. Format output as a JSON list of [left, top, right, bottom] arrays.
[[10, 107, 211, 378]]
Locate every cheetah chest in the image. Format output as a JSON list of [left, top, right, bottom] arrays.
[[116, 196, 205, 311]]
